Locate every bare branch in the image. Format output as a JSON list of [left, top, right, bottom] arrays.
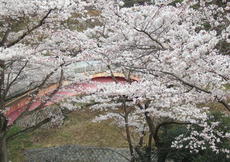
[[4, 60, 29, 98]]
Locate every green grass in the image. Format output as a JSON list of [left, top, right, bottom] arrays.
[[8, 108, 128, 162], [29, 109, 128, 148], [8, 126, 42, 162]]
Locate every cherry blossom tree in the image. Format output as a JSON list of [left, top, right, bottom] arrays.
[[1, 0, 229, 161], [79, 0, 230, 161], [0, 0, 98, 161]]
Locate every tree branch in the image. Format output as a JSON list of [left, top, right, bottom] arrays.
[[217, 99, 230, 112], [107, 65, 118, 83], [114, 64, 230, 111], [27, 66, 64, 114], [11, 62, 65, 125], [4, 60, 29, 98], [0, 28, 11, 47], [6, 117, 51, 141], [160, 70, 211, 94], [134, 27, 166, 50], [6, 9, 53, 47]]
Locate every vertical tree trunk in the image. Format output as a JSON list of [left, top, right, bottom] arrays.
[[0, 135, 7, 162], [122, 99, 135, 162], [0, 60, 7, 162], [0, 60, 5, 104], [124, 111, 135, 162], [0, 116, 8, 162], [146, 134, 152, 162], [124, 116, 135, 161]]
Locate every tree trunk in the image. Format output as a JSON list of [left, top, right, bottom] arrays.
[[146, 134, 152, 162], [0, 135, 7, 162], [124, 112, 135, 161], [122, 99, 135, 162]]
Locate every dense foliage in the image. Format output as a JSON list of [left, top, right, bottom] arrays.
[[80, 0, 230, 161], [0, 0, 229, 162]]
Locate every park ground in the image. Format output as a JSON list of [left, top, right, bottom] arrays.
[[8, 108, 129, 162]]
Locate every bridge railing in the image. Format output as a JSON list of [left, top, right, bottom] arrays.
[[68, 60, 141, 80]]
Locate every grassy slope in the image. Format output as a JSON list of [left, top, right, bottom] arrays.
[[8, 108, 128, 162]]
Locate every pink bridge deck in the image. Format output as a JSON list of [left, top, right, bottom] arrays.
[[5, 76, 130, 125]]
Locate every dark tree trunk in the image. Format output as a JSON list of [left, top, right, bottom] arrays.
[[0, 115, 8, 162], [0, 135, 7, 162], [0, 60, 8, 162], [122, 98, 135, 162]]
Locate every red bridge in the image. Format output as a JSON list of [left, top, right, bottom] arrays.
[[5, 73, 138, 125]]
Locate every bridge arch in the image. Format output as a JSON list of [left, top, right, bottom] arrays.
[[91, 72, 139, 82]]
